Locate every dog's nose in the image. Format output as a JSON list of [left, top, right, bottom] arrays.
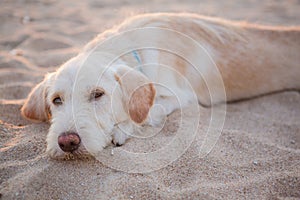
[[58, 132, 81, 152]]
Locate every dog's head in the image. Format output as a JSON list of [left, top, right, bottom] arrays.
[[21, 54, 156, 158]]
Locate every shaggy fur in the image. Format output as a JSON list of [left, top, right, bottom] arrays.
[[21, 13, 300, 158]]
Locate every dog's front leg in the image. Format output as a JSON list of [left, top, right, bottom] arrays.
[[147, 95, 182, 126]]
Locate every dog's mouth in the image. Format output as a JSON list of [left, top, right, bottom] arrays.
[[48, 146, 94, 160], [63, 151, 94, 160]]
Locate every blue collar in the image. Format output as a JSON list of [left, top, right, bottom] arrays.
[[132, 50, 143, 73], [132, 50, 142, 65]]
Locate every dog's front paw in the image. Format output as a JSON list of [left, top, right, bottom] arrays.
[[112, 126, 129, 146]]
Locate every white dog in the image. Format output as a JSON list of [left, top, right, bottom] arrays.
[[21, 13, 300, 159]]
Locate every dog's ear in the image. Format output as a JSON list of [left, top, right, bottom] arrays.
[[21, 73, 55, 122], [114, 66, 156, 124]]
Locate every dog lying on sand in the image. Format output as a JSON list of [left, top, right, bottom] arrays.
[[21, 13, 300, 159]]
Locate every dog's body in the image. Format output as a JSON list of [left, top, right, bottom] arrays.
[[21, 13, 300, 158]]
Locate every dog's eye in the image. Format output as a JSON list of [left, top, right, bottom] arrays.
[[90, 89, 104, 100], [52, 97, 62, 105]]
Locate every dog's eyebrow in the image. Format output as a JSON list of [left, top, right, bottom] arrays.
[[50, 92, 64, 101], [89, 87, 105, 93]]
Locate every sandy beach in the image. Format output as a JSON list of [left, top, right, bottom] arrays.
[[0, 0, 299, 199]]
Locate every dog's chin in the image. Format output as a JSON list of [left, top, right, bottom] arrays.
[[47, 147, 94, 160]]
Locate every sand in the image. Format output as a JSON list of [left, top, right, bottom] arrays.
[[0, 0, 299, 199]]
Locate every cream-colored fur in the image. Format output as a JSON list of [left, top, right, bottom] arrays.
[[21, 13, 300, 158]]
